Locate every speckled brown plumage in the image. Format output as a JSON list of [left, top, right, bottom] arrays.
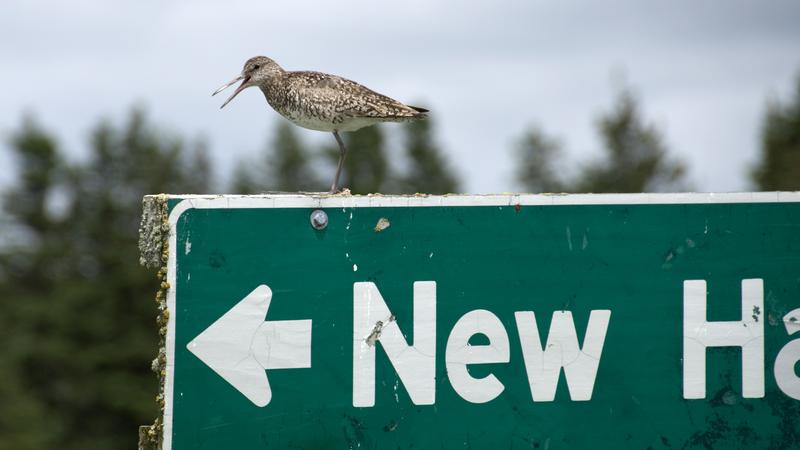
[[267, 70, 427, 129], [220, 56, 427, 133], [214, 55, 428, 192]]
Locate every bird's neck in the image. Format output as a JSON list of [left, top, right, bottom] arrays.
[[257, 76, 284, 108]]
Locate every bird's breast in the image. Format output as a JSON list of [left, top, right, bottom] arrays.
[[261, 84, 384, 132], [282, 112, 339, 132]]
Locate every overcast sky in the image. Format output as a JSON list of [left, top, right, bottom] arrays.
[[2, 0, 799, 193]]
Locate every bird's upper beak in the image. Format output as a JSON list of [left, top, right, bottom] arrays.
[[212, 75, 250, 109]]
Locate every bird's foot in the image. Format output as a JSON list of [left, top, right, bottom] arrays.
[[327, 187, 351, 196]]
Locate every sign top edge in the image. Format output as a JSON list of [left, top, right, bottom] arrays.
[[147, 191, 800, 208]]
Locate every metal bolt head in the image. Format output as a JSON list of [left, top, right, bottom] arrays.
[[310, 209, 328, 230]]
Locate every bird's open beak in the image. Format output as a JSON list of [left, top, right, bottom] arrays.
[[212, 75, 250, 109]]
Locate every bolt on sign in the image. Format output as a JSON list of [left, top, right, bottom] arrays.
[[149, 193, 800, 449]]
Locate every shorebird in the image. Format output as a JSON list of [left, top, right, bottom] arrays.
[[213, 56, 428, 193]]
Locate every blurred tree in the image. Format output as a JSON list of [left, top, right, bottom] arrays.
[[398, 118, 460, 194], [235, 118, 461, 195], [230, 162, 260, 194], [184, 139, 214, 194], [0, 117, 65, 450], [513, 87, 689, 193], [577, 88, 688, 192], [751, 75, 800, 190], [2, 116, 61, 238], [325, 125, 391, 194], [232, 121, 320, 193], [0, 109, 211, 450], [514, 126, 568, 192]]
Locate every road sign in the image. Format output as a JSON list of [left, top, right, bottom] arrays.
[[156, 193, 800, 449]]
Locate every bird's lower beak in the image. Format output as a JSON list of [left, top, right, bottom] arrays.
[[212, 75, 250, 109]]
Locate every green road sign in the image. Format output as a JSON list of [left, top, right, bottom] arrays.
[[155, 193, 800, 449]]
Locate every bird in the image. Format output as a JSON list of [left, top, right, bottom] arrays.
[[213, 56, 428, 193]]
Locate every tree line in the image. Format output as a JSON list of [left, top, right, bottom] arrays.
[[0, 78, 798, 449]]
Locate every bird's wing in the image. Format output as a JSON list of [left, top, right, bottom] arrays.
[[288, 71, 420, 119]]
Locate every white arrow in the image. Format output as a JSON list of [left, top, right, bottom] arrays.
[[186, 284, 312, 406]]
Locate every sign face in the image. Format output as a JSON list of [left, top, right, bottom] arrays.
[[161, 193, 800, 449]]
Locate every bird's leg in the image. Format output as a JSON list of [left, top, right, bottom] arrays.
[[330, 131, 348, 193]]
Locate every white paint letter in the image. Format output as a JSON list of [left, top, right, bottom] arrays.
[[683, 279, 764, 399], [352, 281, 436, 407], [445, 309, 510, 403], [774, 308, 800, 400], [515, 310, 611, 402]]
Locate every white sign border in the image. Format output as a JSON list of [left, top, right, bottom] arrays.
[[162, 192, 800, 449]]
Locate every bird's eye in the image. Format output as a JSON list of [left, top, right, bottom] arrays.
[[252, 64, 260, 70]]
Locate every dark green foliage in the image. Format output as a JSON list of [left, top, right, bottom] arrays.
[[3, 116, 61, 236], [325, 125, 391, 194], [514, 126, 568, 193], [515, 87, 689, 193], [0, 109, 211, 450], [233, 121, 321, 193], [268, 122, 322, 191], [0, 117, 65, 450], [234, 116, 460, 195], [751, 75, 800, 190], [398, 118, 460, 194], [229, 162, 261, 195], [577, 89, 687, 193]]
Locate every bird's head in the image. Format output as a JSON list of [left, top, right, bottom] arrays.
[[213, 56, 283, 109]]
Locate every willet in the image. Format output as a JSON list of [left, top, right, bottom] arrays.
[[213, 56, 428, 193]]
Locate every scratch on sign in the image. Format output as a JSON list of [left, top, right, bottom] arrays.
[[366, 315, 395, 346]]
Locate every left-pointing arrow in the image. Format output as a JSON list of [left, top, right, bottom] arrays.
[[186, 284, 312, 406]]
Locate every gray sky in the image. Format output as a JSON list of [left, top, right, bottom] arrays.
[[1, 0, 799, 193]]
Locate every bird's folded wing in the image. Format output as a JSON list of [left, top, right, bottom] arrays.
[[289, 71, 418, 119]]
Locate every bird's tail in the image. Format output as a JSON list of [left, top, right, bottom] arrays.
[[409, 105, 429, 118]]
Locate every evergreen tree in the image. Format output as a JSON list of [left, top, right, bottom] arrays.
[[231, 121, 320, 192], [751, 75, 800, 190], [268, 122, 321, 191], [184, 139, 214, 193], [0, 109, 211, 450], [236, 118, 460, 195], [577, 88, 688, 193], [512, 87, 689, 193], [0, 117, 65, 450], [230, 161, 260, 194], [514, 125, 568, 192], [325, 125, 391, 194], [398, 118, 460, 194]]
